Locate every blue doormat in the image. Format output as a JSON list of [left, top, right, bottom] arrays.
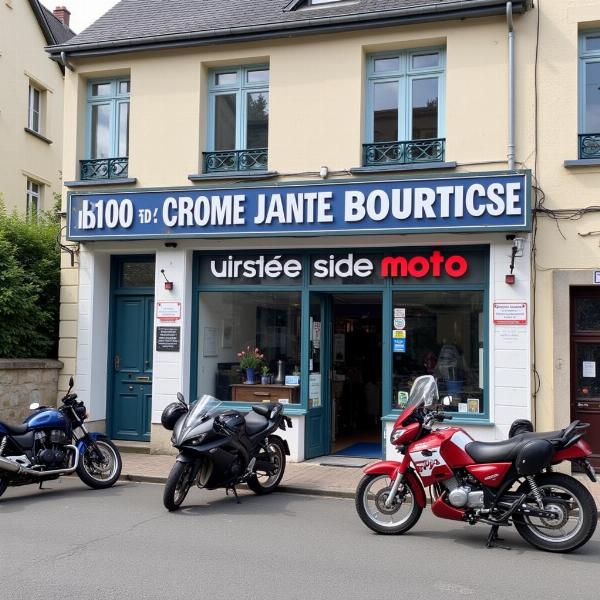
[[334, 443, 382, 459]]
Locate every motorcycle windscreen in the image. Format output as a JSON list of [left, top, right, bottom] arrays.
[[394, 375, 440, 427], [173, 395, 222, 443]]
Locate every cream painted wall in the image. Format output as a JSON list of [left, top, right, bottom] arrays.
[[0, 1, 65, 212], [59, 2, 600, 440]]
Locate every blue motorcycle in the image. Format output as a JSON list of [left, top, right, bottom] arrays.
[[0, 377, 122, 497]]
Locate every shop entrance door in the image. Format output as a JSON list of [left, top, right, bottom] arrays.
[[109, 256, 155, 442], [329, 294, 383, 458], [570, 287, 600, 469]]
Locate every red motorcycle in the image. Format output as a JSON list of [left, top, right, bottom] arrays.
[[355, 376, 598, 553]]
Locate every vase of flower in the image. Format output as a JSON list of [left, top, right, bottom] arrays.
[[238, 346, 265, 385], [260, 365, 271, 385]]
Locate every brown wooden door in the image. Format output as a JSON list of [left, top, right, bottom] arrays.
[[570, 288, 600, 469]]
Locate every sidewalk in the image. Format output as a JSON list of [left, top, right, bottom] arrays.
[[120, 453, 600, 508]]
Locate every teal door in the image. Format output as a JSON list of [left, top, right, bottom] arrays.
[[305, 293, 331, 459], [109, 256, 155, 442]]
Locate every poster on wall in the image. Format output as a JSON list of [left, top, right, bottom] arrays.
[[203, 327, 218, 356], [309, 373, 321, 408], [157, 301, 181, 321], [493, 302, 527, 325], [156, 326, 180, 352], [393, 330, 406, 353], [333, 334, 345, 361]]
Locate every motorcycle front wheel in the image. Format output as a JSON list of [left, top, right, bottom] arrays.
[[513, 472, 597, 553], [163, 461, 195, 511], [247, 438, 286, 495], [355, 473, 423, 535], [76, 439, 122, 489]]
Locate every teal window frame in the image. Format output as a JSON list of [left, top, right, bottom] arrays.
[[86, 77, 131, 160], [206, 65, 270, 152], [365, 47, 446, 144], [579, 31, 600, 134], [190, 245, 490, 424]]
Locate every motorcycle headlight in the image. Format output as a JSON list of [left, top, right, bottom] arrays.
[[191, 433, 207, 446], [390, 429, 405, 444]]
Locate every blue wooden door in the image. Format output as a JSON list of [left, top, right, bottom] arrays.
[[305, 294, 331, 459], [110, 295, 153, 441]]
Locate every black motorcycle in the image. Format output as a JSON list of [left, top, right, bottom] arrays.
[[0, 377, 122, 497], [161, 393, 292, 511]]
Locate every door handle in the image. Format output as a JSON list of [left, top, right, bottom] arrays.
[[136, 376, 151, 382], [128, 385, 134, 391], [114, 355, 120, 371]]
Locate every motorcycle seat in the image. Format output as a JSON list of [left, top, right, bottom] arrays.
[[244, 410, 269, 436], [466, 429, 564, 464], [0, 421, 28, 436], [252, 403, 279, 418]]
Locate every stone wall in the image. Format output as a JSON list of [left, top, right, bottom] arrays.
[[0, 359, 63, 423]]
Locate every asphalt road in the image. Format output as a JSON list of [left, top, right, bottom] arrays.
[[1, 478, 599, 600]]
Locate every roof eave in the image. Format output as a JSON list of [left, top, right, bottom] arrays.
[[47, 0, 532, 59]]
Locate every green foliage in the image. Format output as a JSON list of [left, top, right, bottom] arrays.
[[0, 199, 61, 358]]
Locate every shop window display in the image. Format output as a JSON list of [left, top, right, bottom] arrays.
[[392, 291, 484, 414], [196, 291, 301, 402]]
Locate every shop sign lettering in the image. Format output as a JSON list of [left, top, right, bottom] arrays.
[[208, 252, 470, 280], [68, 173, 530, 240]]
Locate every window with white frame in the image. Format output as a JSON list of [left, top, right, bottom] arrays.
[[27, 84, 43, 133], [366, 49, 445, 145], [207, 66, 269, 155], [579, 31, 600, 159], [87, 78, 130, 159], [26, 179, 41, 217]]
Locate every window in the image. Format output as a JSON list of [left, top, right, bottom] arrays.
[[579, 31, 600, 159], [365, 49, 445, 166], [27, 84, 43, 133], [87, 78, 130, 159], [367, 49, 444, 143], [205, 66, 269, 172], [392, 290, 485, 415], [196, 291, 301, 403], [26, 179, 41, 218]]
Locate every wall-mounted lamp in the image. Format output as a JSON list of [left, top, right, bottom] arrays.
[[161, 269, 174, 291], [319, 166, 329, 179], [505, 235, 525, 285]]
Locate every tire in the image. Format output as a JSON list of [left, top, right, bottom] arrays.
[[514, 472, 598, 553], [163, 461, 195, 511], [355, 473, 423, 535], [0, 477, 7, 498], [247, 437, 286, 495], [76, 439, 122, 490]]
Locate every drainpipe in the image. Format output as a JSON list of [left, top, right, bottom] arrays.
[[507, 2, 516, 170], [60, 51, 75, 72]]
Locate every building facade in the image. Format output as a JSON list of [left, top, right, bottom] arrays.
[[0, 2, 74, 215], [48, 0, 599, 466]]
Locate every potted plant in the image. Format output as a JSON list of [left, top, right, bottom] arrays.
[[260, 365, 271, 385], [237, 346, 264, 385]]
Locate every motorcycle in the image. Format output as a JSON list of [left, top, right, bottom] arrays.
[[355, 375, 598, 553], [161, 393, 292, 511], [0, 377, 122, 498]]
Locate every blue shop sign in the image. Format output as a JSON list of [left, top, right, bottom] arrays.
[[67, 172, 531, 241]]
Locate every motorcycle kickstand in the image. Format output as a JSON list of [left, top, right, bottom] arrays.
[[485, 524, 511, 550], [39, 481, 44, 490], [225, 485, 241, 504]]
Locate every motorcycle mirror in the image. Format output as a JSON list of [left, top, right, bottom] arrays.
[[442, 396, 452, 406], [177, 392, 186, 405], [68, 376, 74, 388], [29, 402, 40, 411]]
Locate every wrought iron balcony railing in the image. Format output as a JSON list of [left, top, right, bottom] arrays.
[[579, 134, 600, 160], [203, 148, 268, 174], [363, 138, 445, 167], [80, 157, 129, 180]]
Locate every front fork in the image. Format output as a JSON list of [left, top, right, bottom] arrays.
[[384, 472, 405, 508]]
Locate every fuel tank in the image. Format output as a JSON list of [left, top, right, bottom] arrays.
[[25, 409, 67, 430]]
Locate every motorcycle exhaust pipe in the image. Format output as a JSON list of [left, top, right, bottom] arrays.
[[0, 445, 79, 478]]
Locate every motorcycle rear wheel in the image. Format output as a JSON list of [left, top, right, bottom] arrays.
[[76, 439, 122, 489], [356, 473, 423, 535], [247, 438, 286, 495], [513, 472, 597, 553], [163, 461, 194, 511]]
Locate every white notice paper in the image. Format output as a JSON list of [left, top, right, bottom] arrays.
[[582, 361, 596, 378]]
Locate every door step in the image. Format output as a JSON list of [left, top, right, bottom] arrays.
[[112, 440, 151, 454]]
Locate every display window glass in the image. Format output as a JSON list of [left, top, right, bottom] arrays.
[[196, 291, 302, 403]]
